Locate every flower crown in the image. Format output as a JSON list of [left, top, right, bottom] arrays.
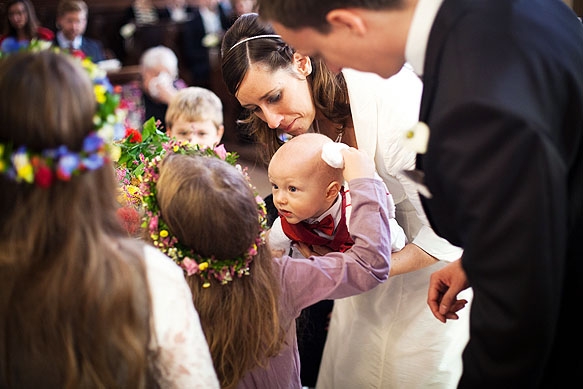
[[0, 40, 127, 186], [0, 133, 107, 187], [140, 140, 268, 288]]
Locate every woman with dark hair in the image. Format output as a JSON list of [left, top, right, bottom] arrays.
[[221, 13, 471, 389], [0, 0, 54, 54]]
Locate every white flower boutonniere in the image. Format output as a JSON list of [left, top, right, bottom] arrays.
[[202, 33, 220, 48], [403, 121, 430, 154], [400, 122, 433, 198]]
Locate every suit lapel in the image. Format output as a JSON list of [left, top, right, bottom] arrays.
[[417, 0, 471, 172]]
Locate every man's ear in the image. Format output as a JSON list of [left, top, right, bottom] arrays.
[[325, 180, 341, 202], [325, 9, 367, 35], [293, 52, 312, 77]]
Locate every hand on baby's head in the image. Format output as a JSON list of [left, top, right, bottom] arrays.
[[340, 147, 375, 181], [320, 140, 374, 181]]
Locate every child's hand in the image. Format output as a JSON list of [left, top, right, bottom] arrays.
[[341, 147, 375, 181]]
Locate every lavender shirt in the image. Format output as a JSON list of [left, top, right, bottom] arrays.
[[237, 177, 392, 388]]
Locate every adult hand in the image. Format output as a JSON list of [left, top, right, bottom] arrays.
[[294, 242, 333, 257], [427, 259, 470, 323]]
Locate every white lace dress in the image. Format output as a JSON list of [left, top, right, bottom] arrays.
[[143, 245, 219, 388]]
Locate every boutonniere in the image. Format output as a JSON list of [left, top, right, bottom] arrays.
[[402, 121, 430, 154], [401, 122, 433, 198]]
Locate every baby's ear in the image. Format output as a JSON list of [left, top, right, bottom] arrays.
[[325, 180, 341, 201]]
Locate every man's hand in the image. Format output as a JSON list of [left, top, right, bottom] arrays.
[[427, 259, 470, 323]]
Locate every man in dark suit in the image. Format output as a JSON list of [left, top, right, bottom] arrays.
[[54, 0, 105, 62], [181, 0, 233, 88], [254, 0, 583, 387]]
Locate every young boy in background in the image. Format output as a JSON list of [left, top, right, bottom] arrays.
[[165, 86, 225, 148]]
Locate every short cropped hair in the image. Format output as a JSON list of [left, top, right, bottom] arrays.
[[56, 0, 88, 17], [165, 87, 224, 130], [256, 0, 400, 32]]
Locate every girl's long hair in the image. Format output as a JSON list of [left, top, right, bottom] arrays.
[[0, 51, 158, 388], [155, 154, 285, 389], [3, 0, 40, 39], [221, 13, 352, 164]]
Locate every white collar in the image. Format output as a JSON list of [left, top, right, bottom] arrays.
[[305, 192, 343, 227], [57, 31, 82, 49], [405, 0, 444, 77]]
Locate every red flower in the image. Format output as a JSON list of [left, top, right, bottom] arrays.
[[124, 128, 142, 143], [70, 49, 86, 59], [117, 206, 142, 236], [35, 165, 54, 188]]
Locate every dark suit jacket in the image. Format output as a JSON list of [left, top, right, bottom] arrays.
[[53, 36, 106, 63], [181, 4, 233, 88], [79, 37, 106, 62], [416, 0, 583, 386]]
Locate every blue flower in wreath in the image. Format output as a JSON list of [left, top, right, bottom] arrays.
[[1, 37, 29, 54]]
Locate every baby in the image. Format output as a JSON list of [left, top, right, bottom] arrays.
[[165, 86, 224, 148], [267, 133, 406, 257]]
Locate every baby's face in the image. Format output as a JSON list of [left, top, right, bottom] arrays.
[[268, 157, 334, 224], [167, 118, 223, 148]]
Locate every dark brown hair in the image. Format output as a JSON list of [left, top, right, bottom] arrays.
[[255, 0, 400, 32], [221, 13, 352, 164], [2, 0, 41, 39]]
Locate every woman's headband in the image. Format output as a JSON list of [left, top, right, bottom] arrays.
[[228, 34, 282, 52]]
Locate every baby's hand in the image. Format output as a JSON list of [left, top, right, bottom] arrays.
[[341, 147, 375, 181]]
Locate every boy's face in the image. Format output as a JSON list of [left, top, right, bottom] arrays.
[[268, 154, 336, 224], [58, 10, 87, 41], [167, 118, 223, 148]]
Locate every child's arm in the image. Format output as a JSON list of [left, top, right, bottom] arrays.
[[340, 147, 407, 252]]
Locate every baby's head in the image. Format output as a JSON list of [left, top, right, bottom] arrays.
[[165, 87, 224, 148], [268, 133, 343, 224]]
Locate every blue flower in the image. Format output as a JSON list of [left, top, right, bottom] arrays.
[[56, 153, 81, 180], [0, 38, 29, 54], [83, 132, 104, 153], [83, 154, 104, 170]]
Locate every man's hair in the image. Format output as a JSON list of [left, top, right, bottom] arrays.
[[56, 0, 88, 17], [255, 0, 400, 32]]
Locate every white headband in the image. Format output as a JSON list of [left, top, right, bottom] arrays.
[[228, 34, 282, 52]]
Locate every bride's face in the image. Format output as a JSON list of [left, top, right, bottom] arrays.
[[235, 61, 315, 137]]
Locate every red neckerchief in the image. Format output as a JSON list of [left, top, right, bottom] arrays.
[[280, 187, 354, 252]]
